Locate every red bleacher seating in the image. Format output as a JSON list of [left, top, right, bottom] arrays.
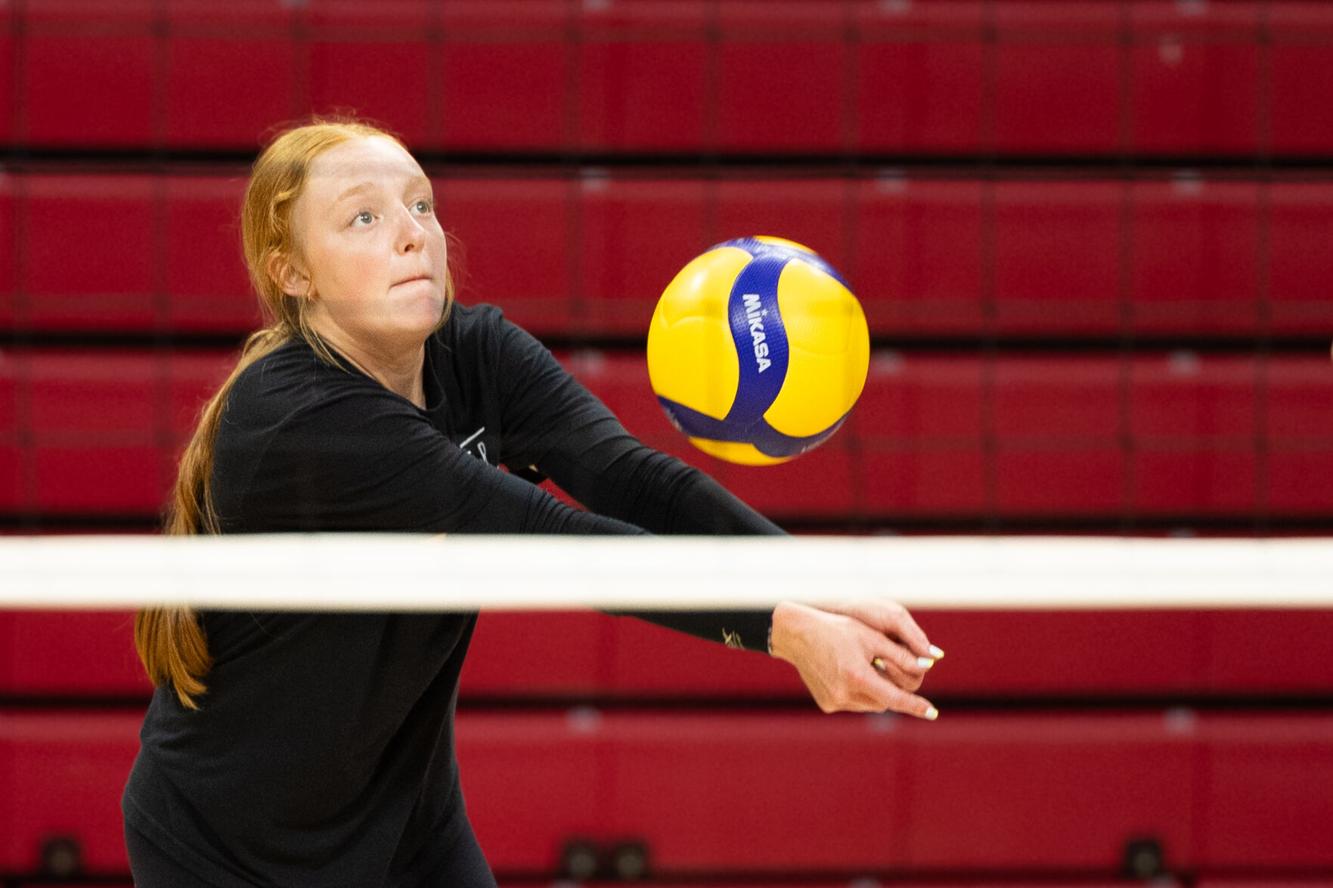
[[520, 350, 859, 516], [164, 2, 296, 150], [907, 712, 1195, 869], [1198, 883, 1333, 888], [992, 355, 1126, 514], [461, 610, 612, 699], [8, 2, 1333, 155], [1129, 355, 1260, 515], [0, 612, 147, 697], [714, 3, 845, 154], [1269, 4, 1333, 154], [1265, 357, 1333, 515], [578, 1, 712, 153], [440, 177, 577, 334], [559, 350, 672, 449], [851, 352, 987, 515], [167, 350, 235, 448], [853, 178, 987, 336], [723, 437, 857, 517], [5, 172, 1333, 337], [1270, 181, 1333, 336], [0, 348, 235, 515], [15, 174, 255, 333], [585, 609, 1233, 699], [992, 5, 1123, 154], [1204, 610, 1333, 695], [992, 180, 1123, 335], [1128, 2, 1263, 154], [37, 689, 1308, 883], [162, 177, 259, 333], [0, 3, 11, 148], [9, 606, 1333, 701], [1130, 179, 1262, 335], [0, 175, 12, 329], [0, 711, 140, 874], [714, 180, 849, 271], [465, 711, 1138, 872], [439, 1, 571, 151], [853, 2, 987, 153], [5, 3, 1332, 885], [307, 4, 437, 149], [0, 451, 18, 514], [0, 328, 18, 505], [1198, 715, 1333, 868], [4, 349, 1333, 519], [478, 711, 1333, 873], [21, 176, 157, 332], [26, 351, 164, 513], [19, 2, 157, 148], [3, 623, 1331, 873], [575, 177, 710, 334]]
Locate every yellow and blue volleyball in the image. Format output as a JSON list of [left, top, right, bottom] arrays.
[[646, 236, 870, 466]]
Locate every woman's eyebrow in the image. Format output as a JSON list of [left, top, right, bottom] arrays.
[[333, 182, 377, 206], [334, 175, 431, 206]]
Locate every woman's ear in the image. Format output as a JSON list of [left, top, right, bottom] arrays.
[[268, 252, 312, 300]]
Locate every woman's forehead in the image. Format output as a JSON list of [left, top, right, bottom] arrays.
[[306, 137, 426, 195]]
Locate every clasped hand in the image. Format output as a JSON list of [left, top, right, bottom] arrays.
[[769, 599, 942, 720]]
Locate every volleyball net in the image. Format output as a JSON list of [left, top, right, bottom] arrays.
[[2, 534, 1332, 611]]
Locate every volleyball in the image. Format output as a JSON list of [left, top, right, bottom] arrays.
[[647, 236, 870, 466]]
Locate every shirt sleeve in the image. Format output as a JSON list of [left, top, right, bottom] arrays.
[[227, 381, 645, 537], [488, 313, 782, 654]]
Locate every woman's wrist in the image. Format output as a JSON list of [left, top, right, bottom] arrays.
[[768, 600, 806, 662]]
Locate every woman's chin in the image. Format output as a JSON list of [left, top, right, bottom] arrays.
[[395, 293, 447, 334]]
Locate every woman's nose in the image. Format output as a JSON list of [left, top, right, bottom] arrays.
[[397, 210, 427, 253]]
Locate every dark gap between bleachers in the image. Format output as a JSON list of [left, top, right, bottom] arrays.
[[6, 146, 1333, 174], [3, 330, 1329, 356], [6, 513, 1333, 535], [453, 693, 1333, 714], [6, 692, 1333, 714]]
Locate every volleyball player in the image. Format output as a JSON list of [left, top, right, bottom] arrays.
[[122, 120, 942, 887]]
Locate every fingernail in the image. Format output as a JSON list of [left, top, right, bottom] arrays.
[[924, 706, 939, 721], [916, 656, 935, 669], [928, 645, 945, 659]]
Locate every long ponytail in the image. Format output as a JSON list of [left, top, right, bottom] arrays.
[[134, 328, 288, 708], [134, 118, 446, 710]]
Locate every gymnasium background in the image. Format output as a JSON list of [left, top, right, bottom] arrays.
[[3, 1, 1333, 885]]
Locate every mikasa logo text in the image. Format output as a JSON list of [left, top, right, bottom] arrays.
[[742, 293, 773, 373]]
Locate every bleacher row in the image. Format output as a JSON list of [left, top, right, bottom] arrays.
[[2, 349, 1331, 519], [7, 608, 1333, 698], [3, 609, 1333, 878], [4, 1, 1333, 154], [3, 707, 1333, 877], [3, 173, 1333, 337]]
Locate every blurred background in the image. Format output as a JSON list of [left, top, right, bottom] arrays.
[[1, 0, 1331, 886]]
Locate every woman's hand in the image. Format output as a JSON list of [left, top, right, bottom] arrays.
[[769, 599, 941, 720]]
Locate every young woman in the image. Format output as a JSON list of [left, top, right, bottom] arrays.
[[124, 120, 942, 888]]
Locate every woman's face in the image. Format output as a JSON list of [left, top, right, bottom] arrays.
[[287, 136, 447, 354]]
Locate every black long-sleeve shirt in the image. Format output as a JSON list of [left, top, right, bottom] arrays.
[[122, 303, 782, 887]]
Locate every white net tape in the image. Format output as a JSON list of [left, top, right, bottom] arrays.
[[1, 535, 1332, 611]]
